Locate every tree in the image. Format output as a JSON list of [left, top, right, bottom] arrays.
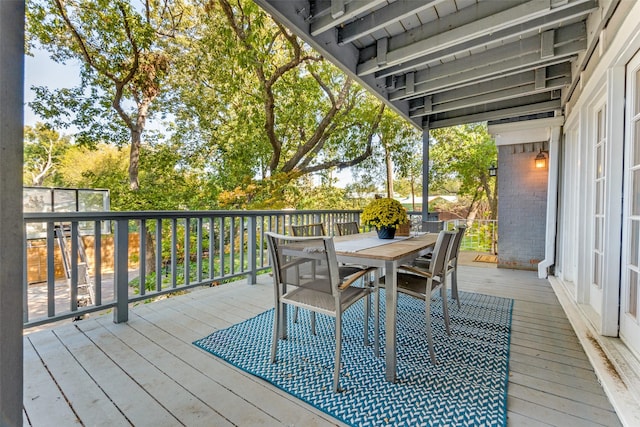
[[23, 123, 71, 186], [429, 123, 497, 219], [394, 154, 423, 211], [27, 0, 189, 190], [57, 142, 202, 211], [166, 0, 389, 206]]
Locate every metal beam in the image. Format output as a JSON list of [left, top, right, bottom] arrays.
[[372, 0, 596, 79], [411, 76, 569, 117], [409, 63, 571, 107], [338, 0, 447, 45], [541, 30, 555, 59], [376, 37, 387, 66], [391, 51, 579, 102], [253, 0, 421, 128], [357, 0, 554, 76], [310, 0, 388, 36], [330, 0, 345, 19], [429, 99, 562, 129], [535, 68, 547, 90], [389, 24, 585, 101]]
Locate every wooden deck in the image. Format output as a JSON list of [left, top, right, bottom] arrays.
[[23, 261, 622, 426]]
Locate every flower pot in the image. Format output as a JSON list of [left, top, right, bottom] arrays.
[[376, 226, 396, 239]]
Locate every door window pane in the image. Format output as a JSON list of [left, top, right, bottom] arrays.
[[629, 270, 638, 318], [634, 170, 640, 216], [635, 121, 640, 167], [631, 221, 639, 268], [636, 68, 640, 115]]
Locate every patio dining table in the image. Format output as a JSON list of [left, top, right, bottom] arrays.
[[333, 231, 439, 382]]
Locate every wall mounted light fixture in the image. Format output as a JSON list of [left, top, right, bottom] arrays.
[[488, 164, 498, 177], [535, 149, 547, 169]]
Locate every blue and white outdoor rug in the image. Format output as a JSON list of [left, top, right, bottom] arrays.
[[194, 291, 513, 426]]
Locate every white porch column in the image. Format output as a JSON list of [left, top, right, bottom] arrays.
[[538, 126, 561, 279], [0, 1, 25, 426]]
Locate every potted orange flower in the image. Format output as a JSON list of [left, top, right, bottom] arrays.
[[361, 198, 409, 239]]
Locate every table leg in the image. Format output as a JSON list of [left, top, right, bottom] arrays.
[[385, 260, 398, 382], [374, 268, 380, 357]]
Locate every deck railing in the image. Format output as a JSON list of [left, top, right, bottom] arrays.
[[23, 210, 496, 327], [446, 219, 498, 254]]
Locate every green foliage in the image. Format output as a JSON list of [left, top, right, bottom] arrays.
[[24, 0, 436, 207], [55, 142, 204, 211], [164, 0, 403, 203], [429, 123, 498, 219], [26, 0, 189, 189], [23, 122, 71, 186]]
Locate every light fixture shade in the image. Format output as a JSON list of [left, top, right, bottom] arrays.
[[535, 151, 546, 169], [488, 165, 498, 176]]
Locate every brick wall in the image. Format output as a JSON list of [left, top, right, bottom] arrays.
[[497, 145, 548, 270]]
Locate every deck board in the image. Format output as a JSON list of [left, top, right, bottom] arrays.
[[23, 263, 621, 426]]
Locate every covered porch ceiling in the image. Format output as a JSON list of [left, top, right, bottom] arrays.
[[253, 0, 601, 129]]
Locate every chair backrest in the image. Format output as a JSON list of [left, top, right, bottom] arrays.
[[291, 223, 326, 237], [422, 220, 445, 233], [266, 232, 340, 296], [334, 221, 360, 236], [449, 225, 467, 262], [428, 230, 456, 277]]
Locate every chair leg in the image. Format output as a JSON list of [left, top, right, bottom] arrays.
[[424, 285, 437, 364], [271, 302, 281, 363], [440, 284, 451, 336], [293, 306, 299, 323], [374, 280, 380, 357], [452, 267, 461, 309], [363, 293, 370, 347], [334, 311, 342, 393], [368, 273, 374, 317]]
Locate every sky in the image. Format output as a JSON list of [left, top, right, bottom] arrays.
[[24, 49, 81, 126]]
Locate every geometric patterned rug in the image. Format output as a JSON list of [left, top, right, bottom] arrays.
[[194, 291, 513, 426]]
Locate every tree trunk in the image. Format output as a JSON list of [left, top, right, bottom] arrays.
[[385, 145, 394, 198], [145, 229, 155, 274]]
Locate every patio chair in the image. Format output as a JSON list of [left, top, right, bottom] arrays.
[[380, 230, 456, 364], [291, 223, 326, 237], [290, 222, 367, 277], [422, 220, 445, 233], [289, 221, 370, 324], [266, 232, 376, 392], [414, 225, 467, 308], [334, 221, 360, 236]]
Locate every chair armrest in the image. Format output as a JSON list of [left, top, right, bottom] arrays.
[[280, 258, 312, 271], [398, 264, 433, 278], [338, 267, 377, 290]]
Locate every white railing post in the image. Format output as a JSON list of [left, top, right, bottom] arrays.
[[113, 219, 129, 323]]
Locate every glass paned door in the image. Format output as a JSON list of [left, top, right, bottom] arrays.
[[593, 107, 606, 289], [589, 103, 606, 315], [621, 51, 640, 354]]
